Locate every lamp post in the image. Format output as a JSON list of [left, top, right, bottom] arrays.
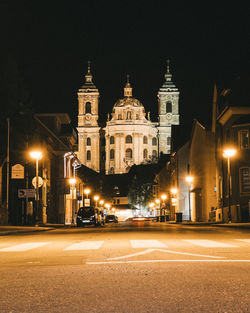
[[170, 188, 178, 220], [155, 199, 160, 220], [185, 176, 194, 222], [94, 195, 100, 208], [160, 194, 167, 222], [83, 188, 91, 206], [30, 151, 43, 224], [69, 178, 76, 224], [223, 148, 236, 223]]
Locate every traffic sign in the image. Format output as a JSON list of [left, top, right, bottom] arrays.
[[32, 176, 43, 188], [11, 164, 24, 179]]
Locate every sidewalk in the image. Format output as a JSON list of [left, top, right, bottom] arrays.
[[170, 221, 250, 229], [0, 225, 56, 236]]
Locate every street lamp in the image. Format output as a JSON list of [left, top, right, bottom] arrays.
[[155, 199, 160, 219], [94, 195, 100, 208], [185, 176, 194, 222], [160, 194, 167, 221], [170, 188, 178, 220], [69, 178, 76, 224], [30, 150, 43, 224], [223, 148, 237, 223], [84, 188, 91, 198]]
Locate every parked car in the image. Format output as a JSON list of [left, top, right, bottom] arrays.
[[77, 207, 105, 227], [105, 214, 118, 223]]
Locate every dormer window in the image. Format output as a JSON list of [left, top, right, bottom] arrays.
[[85, 102, 91, 114]]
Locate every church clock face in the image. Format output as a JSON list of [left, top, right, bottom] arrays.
[[166, 113, 172, 120], [85, 114, 92, 121]]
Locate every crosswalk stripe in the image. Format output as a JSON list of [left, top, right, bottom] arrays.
[[130, 240, 167, 248], [64, 241, 104, 251], [184, 240, 237, 248], [0, 242, 51, 252]]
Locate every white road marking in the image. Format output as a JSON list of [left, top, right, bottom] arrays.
[[64, 241, 104, 251], [184, 240, 237, 248], [130, 240, 167, 248], [236, 239, 250, 243], [107, 248, 224, 260], [0, 242, 50, 252], [86, 259, 250, 264]]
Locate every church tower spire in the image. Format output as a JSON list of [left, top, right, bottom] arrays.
[[124, 74, 133, 97], [157, 60, 180, 154]]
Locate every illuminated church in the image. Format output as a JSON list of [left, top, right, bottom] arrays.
[[77, 61, 180, 174]]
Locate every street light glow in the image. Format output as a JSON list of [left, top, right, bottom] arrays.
[[94, 195, 100, 201], [171, 188, 178, 195], [99, 200, 104, 206], [30, 151, 43, 160], [223, 148, 237, 158], [155, 199, 160, 204], [186, 176, 194, 183], [69, 178, 76, 185], [161, 194, 167, 201], [84, 188, 91, 195]]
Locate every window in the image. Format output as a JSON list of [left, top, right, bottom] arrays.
[[110, 136, 115, 144], [117, 199, 120, 204], [240, 167, 250, 193], [126, 111, 132, 120], [152, 150, 157, 158], [126, 135, 132, 143], [152, 137, 157, 146], [166, 101, 172, 113], [109, 167, 114, 174], [126, 148, 132, 159], [143, 149, 148, 159], [143, 136, 148, 144], [167, 137, 171, 145], [87, 150, 91, 161], [136, 114, 139, 120], [239, 130, 249, 149], [85, 102, 91, 114], [110, 149, 115, 160], [86, 137, 91, 146], [118, 114, 122, 120]]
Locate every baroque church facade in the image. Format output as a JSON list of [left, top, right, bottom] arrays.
[[77, 62, 179, 174]]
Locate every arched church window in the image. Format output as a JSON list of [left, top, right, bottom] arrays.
[[87, 137, 91, 146], [126, 148, 132, 159], [166, 101, 172, 113], [143, 149, 148, 159], [143, 136, 148, 144], [167, 137, 171, 145], [136, 114, 139, 120], [126, 135, 132, 144], [110, 136, 115, 144], [85, 102, 91, 114], [110, 149, 115, 160], [109, 167, 114, 174], [152, 137, 157, 146], [126, 111, 132, 120], [87, 150, 91, 161], [152, 150, 157, 159]]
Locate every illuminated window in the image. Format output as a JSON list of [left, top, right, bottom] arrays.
[[85, 102, 91, 114], [143, 149, 148, 159], [166, 101, 172, 113], [87, 150, 91, 161], [240, 167, 250, 193], [152, 137, 157, 146], [126, 148, 132, 159], [110, 149, 115, 160], [126, 135, 132, 143], [143, 136, 148, 144], [110, 136, 115, 144], [87, 137, 91, 146], [239, 130, 249, 149]]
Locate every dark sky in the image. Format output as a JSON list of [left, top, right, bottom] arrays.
[[1, 0, 250, 150]]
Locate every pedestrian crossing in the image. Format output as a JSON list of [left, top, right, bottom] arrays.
[[0, 239, 249, 252]]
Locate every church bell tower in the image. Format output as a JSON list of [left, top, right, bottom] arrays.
[[157, 60, 180, 154], [77, 62, 100, 172]]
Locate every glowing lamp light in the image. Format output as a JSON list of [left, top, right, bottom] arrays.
[[104, 203, 111, 209], [99, 200, 104, 206], [149, 202, 155, 208], [94, 195, 100, 201], [186, 176, 194, 183], [155, 199, 160, 204], [84, 188, 91, 195], [171, 188, 178, 195], [69, 178, 76, 185], [223, 148, 237, 158], [161, 194, 167, 201], [30, 151, 43, 160]]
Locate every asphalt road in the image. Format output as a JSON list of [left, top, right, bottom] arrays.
[[0, 222, 250, 313]]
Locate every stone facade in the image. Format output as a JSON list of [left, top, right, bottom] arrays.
[[77, 62, 180, 174]]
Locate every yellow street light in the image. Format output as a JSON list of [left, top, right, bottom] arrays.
[[223, 148, 237, 222], [69, 178, 76, 185], [161, 194, 167, 201], [155, 199, 160, 205], [99, 200, 104, 206], [84, 188, 91, 198], [171, 188, 178, 195], [94, 195, 100, 207], [30, 150, 43, 224]]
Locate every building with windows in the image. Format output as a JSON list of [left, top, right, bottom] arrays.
[[77, 61, 180, 174]]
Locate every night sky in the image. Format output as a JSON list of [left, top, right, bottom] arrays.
[[1, 1, 250, 150]]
